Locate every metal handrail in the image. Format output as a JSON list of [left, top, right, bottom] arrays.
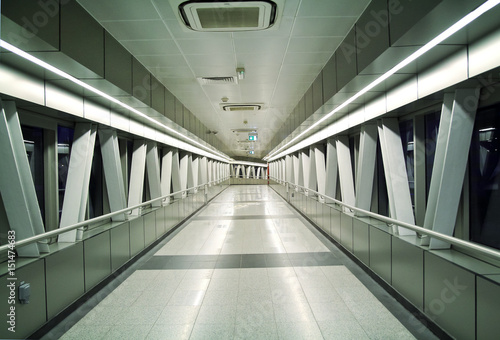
[[0, 176, 231, 254], [269, 177, 500, 262]]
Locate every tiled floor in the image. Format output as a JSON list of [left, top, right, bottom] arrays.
[[51, 185, 437, 340]]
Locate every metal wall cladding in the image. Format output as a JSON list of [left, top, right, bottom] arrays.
[[105, 32, 133, 94], [45, 243, 85, 319], [164, 90, 176, 122], [61, 0, 104, 77], [330, 205, 341, 241], [322, 55, 337, 103], [340, 213, 353, 252], [0, 259, 46, 339], [335, 28, 357, 91], [155, 207, 167, 238], [355, 0, 390, 73], [151, 77, 165, 115], [132, 58, 151, 107], [84, 231, 112, 291], [144, 212, 157, 247], [352, 218, 370, 266], [477, 276, 500, 339], [368, 226, 391, 284], [312, 73, 324, 113], [111, 222, 131, 271], [424, 252, 475, 340], [391, 236, 423, 310], [129, 216, 145, 256]]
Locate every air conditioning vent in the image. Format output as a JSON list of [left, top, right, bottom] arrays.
[[179, 0, 277, 32], [198, 76, 238, 85], [222, 104, 262, 112]]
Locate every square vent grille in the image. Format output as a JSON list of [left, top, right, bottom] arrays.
[[179, 1, 277, 32], [222, 104, 262, 112], [197, 76, 238, 85]]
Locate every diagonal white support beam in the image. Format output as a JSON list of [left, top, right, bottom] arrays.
[[300, 150, 310, 191], [256, 167, 261, 179], [325, 139, 338, 201], [207, 159, 213, 185], [313, 145, 326, 196], [378, 119, 415, 235], [0, 100, 48, 255], [59, 123, 97, 242], [187, 153, 194, 192], [426, 89, 479, 249], [308, 147, 317, 192], [293, 154, 299, 185], [171, 148, 182, 198], [127, 139, 147, 216], [99, 129, 126, 221], [179, 152, 189, 193], [192, 156, 199, 188], [355, 124, 378, 213], [146, 141, 162, 207], [336, 136, 355, 207], [199, 156, 207, 184], [161, 148, 173, 204]]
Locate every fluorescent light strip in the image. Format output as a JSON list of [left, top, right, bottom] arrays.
[[0, 40, 232, 162], [264, 0, 500, 161]]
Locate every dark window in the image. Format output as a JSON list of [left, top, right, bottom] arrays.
[[57, 126, 74, 219], [376, 140, 389, 217], [89, 134, 103, 219], [21, 125, 44, 222], [469, 103, 500, 250], [425, 111, 440, 200], [399, 120, 415, 207]]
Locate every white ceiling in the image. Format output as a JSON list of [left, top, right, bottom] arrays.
[[77, 0, 371, 159]]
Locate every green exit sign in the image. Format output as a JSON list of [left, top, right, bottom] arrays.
[[249, 135, 257, 141]]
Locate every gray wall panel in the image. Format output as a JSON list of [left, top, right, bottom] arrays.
[[111, 222, 130, 271], [330, 206, 341, 240], [175, 99, 184, 127], [130, 216, 145, 256], [312, 73, 323, 112], [0, 259, 46, 339], [336, 28, 357, 91], [156, 207, 166, 238], [353, 219, 369, 265], [305, 87, 313, 119], [369, 227, 391, 283], [132, 58, 151, 106], [477, 276, 500, 339], [424, 252, 475, 340], [298, 98, 306, 124], [104, 32, 132, 94], [46, 243, 85, 319], [340, 213, 353, 251], [2, 0, 60, 50], [355, 0, 390, 73], [391, 237, 423, 309], [84, 231, 111, 291], [151, 77, 165, 115], [144, 211, 156, 246], [322, 54, 337, 102], [61, 1, 104, 77], [164, 89, 176, 122], [389, 0, 442, 45]]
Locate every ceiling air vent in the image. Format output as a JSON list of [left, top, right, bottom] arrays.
[[197, 76, 238, 85], [179, 1, 277, 32], [222, 104, 262, 112]]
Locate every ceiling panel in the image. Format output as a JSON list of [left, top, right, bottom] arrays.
[[177, 38, 235, 55], [292, 17, 357, 37], [101, 20, 171, 41], [297, 0, 371, 17], [283, 52, 333, 65], [120, 40, 180, 56], [288, 37, 343, 53], [136, 55, 187, 68], [78, 0, 159, 21], [234, 37, 289, 54], [76, 0, 371, 159]]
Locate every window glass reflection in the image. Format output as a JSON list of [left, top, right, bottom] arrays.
[[22, 125, 44, 222], [470, 103, 500, 250]]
